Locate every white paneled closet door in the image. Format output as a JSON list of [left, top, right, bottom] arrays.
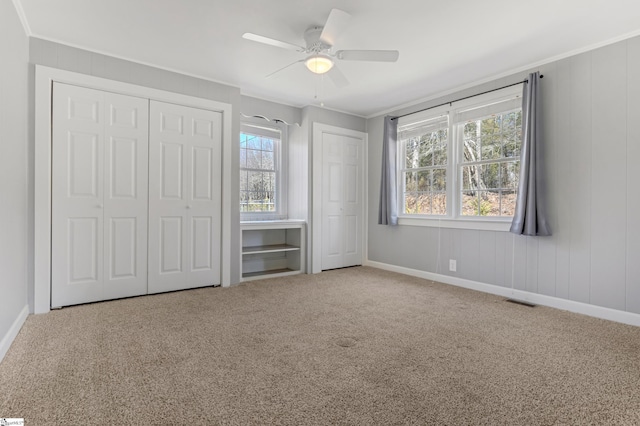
[[321, 133, 363, 270], [51, 83, 149, 307], [148, 101, 222, 293]]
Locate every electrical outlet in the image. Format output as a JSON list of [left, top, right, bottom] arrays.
[[449, 259, 457, 272]]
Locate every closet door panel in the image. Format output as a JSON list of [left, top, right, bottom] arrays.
[[188, 111, 221, 286], [52, 83, 149, 307], [52, 84, 105, 307], [148, 101, 222, 293], [148, 103, 188, 292], [103, 92, 149, 300]]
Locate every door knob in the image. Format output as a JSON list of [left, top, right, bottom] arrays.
[[97, 204, 103, 209], [186, 205, 191, 209]]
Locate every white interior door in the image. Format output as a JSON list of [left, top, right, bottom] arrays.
[[148, 100, 222, 293], [321, 131, 364, 270], [51, 83, 148, 307]]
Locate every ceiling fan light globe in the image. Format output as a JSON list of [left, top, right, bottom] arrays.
[[305, 55, 334, 74]]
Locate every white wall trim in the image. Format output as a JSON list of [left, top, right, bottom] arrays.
[[0, 305, 29, 363], [311, 123, 367, 274], [34, 65, 233, 314], [365, 260, 640, 328]]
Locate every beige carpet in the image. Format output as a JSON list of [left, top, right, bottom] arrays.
[[1, 266, 640, 425]]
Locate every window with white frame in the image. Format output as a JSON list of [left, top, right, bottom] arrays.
[[239, 123, 286, 217], [397, 86, 522, 221]]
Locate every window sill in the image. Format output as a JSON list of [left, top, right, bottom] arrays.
[[398, 217, 512, 232], [241, 214, 287, 222], [241, 218, 305, 225]]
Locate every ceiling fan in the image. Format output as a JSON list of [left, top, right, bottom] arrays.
[[242, 9, 399, 87]]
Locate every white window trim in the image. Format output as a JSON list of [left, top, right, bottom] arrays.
[[396, 85, 522, 232], [240, 119, 288, 221]]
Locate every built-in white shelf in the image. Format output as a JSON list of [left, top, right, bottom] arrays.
[[241, 220, 306, 281]]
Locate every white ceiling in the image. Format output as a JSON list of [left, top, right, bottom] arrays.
[[17, 0, 640, 117]]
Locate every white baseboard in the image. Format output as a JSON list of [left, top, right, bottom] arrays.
[[0, 305, 29, 363], [365, 260, 640, 328]]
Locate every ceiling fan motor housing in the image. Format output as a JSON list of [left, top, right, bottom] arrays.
[[304, 26, 331, 53]]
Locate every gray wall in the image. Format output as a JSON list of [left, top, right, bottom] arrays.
[[367, 35, 640, 315], [29, 37, 244, 284], [0, 1, 29, 348]]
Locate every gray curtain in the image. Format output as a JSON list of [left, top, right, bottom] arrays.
[[378, 116, 398, 225], [510, 72, 551, 236]]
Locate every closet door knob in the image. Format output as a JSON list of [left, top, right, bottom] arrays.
[[186, 205, 192, 209], [97, 204, 103, 209]]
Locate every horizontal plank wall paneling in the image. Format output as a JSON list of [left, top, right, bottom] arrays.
[[366, 35, 640, 319]]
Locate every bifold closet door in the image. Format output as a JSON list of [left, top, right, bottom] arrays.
[[51, 83, 149, 307], [148, 101, 222, 293]]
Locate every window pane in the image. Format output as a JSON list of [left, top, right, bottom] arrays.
[[248, 171, 263, 192], [246, 135, 261, 150], [434, 130, 448, 165], [460, 190, 501, 216], [418, 171, 430, 191], [431, 192, 447, 215], [239, 170, 248, 192], [500, 162, 519, 190], [461, 191, 479, 216], [463, 121, 477, 138], [433, 168, 446, 191], [240, 147, 247, 168], [481, 135, 502, 161], [501, 190, 517, 216], [462, 137, 480, 163], [405, 139, 419, 168], [461, 165, 482, 190], [481, 163, 500, 190], [404, 192, 420, 214], [418, 136, 436, 167], [246, 149, 261, 169], [262, 138, 274, 151], [476, 191, 500, 216], [264, 171, 275, 193], [404, 192, 434, 214], [262, 150, 274, 170], [265, 191, 275, 211], [404, 171, 417, 192]]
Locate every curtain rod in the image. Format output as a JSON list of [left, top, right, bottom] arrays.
[[390, 75, 543, 121]]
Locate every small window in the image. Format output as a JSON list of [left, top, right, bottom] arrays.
[[397, 86, 522, 222], [239, 123, 285, 217]]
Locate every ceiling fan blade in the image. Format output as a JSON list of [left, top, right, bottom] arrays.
[[242, 33, 304, 52], [266, 59, 305, 78], [336, 50, 399, 62], [327, 65, 349, 88], [319, 9, 351, 46]]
